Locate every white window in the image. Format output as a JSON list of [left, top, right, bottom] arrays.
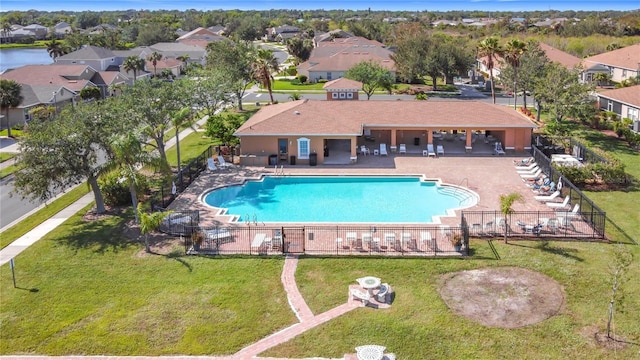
[[339, 92, 346, 99], [297, 137, 310, 159], [327, 72, 332, 80], [607, 100, 613, 112], [347, 92, 353, 99], [628, 108, 639, 121], [331, 92, 338, 99], [622, 69, 627, 78]]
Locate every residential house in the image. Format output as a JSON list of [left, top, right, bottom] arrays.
[[234, 95, 536, 166], [313, 29, 354, 47], [477, 42, 582, 81], [596, 85, 640, 132], [55, 45, 120, 71], [0, 64, 102, 126], [264, 25, 300, 42], [581, 44, 640, 84], [297, 36, 395, 83], [22, 24, 48, 40], [176, 27, 225, 43], [128, 42, 207, 65], [145, 57, 182, 78], [53, 22, 73, 38], [90, 24, 118, 34], [2, 24, 47, 42]]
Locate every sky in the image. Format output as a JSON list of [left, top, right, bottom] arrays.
[[1, 0, 639, 12]]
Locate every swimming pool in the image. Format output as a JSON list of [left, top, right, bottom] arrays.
[[201, 176, 478, 223]]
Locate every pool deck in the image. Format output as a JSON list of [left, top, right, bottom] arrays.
[[169, 154, 552, 228]]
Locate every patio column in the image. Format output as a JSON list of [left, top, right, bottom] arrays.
[[466, 129, 473, 148], [427, 130, 433, 144], [390, 129, 397, 147]]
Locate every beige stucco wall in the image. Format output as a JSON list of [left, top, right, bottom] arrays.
[[239, 135, 358, 165]]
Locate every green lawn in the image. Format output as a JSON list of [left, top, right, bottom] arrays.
[[0, 153, 16, 162], [271, 79, 325, 91], [165, 131, 215, 167], [0, 185, 90, 249], [0, 164, 18, 179], [0, 41, 48, 49], [1, 223, 638, 358]]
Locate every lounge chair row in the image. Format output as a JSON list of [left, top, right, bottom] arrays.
[[208, 156, 234, 171]]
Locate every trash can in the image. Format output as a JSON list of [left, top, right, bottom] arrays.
[[309, 153, 317, 166], [324, 146, 329, 157], [290, 155, 296, 165], [414, 137, 420, 146], [269, 154, 278, 166]]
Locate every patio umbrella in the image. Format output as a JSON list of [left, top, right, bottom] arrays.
[[557, 178, 563, 191], [171, 181, 177, 195]]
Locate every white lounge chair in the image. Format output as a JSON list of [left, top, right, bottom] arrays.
[[534, 190, 561, 202], [218, 155, 233, 169], [204, 228, 232, 241], [436, 145, 445, 156], [360, 145, 370, 156], [546, 195, 570, 208], [380, 143, 388, 156], [556, 203, 580, 217], [399, 144, 407, 154], [517, 166, 540, 174], [515, 162, 537, 171], [207, 157, 218, 172], [494, 142, 506, 155], [427, 144, 436, 157], [521, 169, 542, 179]]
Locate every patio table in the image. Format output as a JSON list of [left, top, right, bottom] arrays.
[[355, 345, 386, 360], [357, 276, 381, 296]]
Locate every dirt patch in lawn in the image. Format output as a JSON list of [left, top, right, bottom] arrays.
[[438, 267, 565, 328]]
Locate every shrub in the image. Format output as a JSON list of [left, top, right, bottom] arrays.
[[287, 66, 297, 76], [99, 170, 149, 206], [290, 79, 301, 85], [296, 74, 307, 83], [317, 79, 328, 83]]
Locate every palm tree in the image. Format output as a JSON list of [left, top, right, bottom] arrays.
[[503, 39, 527, 109], [1, 22, 12, 42], [108, 132, 154, 223], [46, 38, 67, 59], [171, 107, 194, 174], [478, 37, 503, 104], [137, 203, 172, 253], [251, 48, 280, 104], [176, 54, 189, 74], [0, 79, 23, 138], [499, 192, 524, 244], [593, 72, 611, 87], [123, 56, 146, 84], [147, 51, 163, 77]]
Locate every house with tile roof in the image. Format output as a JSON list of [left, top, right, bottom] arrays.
[[234, 97, 536, 166], [581, 44, 640, 84], [596, 85, 640, 132], [55, 45, 120, 71], [297, 36, 395, 83], [0, 64, 125, 127], [176, 27, 225, 43], [477, 42, 581, 81]]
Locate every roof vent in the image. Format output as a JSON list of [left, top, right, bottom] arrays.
[[294, 111, 300, 115]]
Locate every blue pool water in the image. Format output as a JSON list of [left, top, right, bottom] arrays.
[[202, 176, 477, 223]]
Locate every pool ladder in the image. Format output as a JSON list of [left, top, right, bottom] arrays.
[[245, 213, 264, 226], [274, 165, 285, 177], [452, 178, 473, 206]]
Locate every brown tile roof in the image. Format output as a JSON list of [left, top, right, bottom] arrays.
[[583, 43, 640, 70], [538, 43, 582, 69], [322, 78, 363, 90], [308, 52, 395, 72], [597, 85, 640, 107], [235, 100, 536, 136], [145, 58, 182, 70], [317, 36, 384, 47], [0, 64, 96, 91]]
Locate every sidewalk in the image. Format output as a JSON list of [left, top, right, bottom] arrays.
[[0, 115, 209, 266]]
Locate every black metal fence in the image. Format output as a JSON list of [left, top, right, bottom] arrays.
[[529, 147, 607, 237], [150, 145, 216, 209], [462, 210, 606, 240], [180, 224, 469, 257]]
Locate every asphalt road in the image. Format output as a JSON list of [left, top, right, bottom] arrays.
[[0, 177, 42, 228]]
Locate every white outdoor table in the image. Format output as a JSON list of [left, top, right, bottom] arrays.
[[355, 345, 386, 360], [357, 276, 381, 296]]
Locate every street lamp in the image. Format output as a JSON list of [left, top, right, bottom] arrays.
[[52, 91, 57, 113]]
